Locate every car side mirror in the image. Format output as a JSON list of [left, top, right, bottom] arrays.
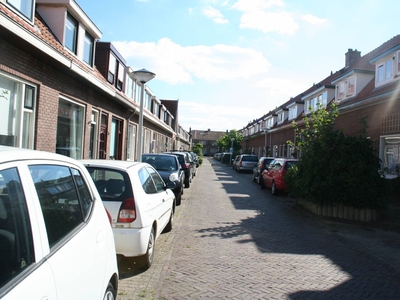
[[165, 181, 176, 190]]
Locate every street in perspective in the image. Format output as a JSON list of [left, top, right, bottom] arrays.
[[116, 157, 400, 300]]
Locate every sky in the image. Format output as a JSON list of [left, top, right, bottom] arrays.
[[77, 0, 400, 132]]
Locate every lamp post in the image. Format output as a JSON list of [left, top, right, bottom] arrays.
[[133, 68, 156, 162], [262, 127, 270, 156], [230, 138, 235, 164]]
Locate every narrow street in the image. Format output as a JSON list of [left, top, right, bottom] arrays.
[[117, 157, 400, 300]]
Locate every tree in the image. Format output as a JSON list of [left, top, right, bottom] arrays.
[[286, 102, 388, 209], [192, 143, 204, 165], [216, 130, 243, 153]]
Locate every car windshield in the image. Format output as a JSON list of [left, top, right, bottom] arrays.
[[242, 156, 258, 162], [143, 156, 178, 171]]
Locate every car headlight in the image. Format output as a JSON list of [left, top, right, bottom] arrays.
[[169, 173, 178, 182]]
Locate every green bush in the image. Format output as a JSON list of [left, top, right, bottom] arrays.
[[286, 103, 389, 210]]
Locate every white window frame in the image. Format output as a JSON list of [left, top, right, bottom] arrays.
[[65, 12, 78, 54], [288, 106, 297, 120], [0, 72, 36, 149], [6, 0, 35, 22], [83, 32, 94, 66], [376, 56, 394, 86]]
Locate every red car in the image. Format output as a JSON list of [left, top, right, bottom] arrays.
[[260, 158, 298, 195]]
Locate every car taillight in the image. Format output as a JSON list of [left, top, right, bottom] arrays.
[[105, 208, 113, 226], [184, 163, 190, 169], [118, 198, 136, 223]]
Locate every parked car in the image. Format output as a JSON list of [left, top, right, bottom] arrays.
[[234, 154, 258, 173], [253, 157, 275, 184], [260, 158, 299, 195], [0, 146, 118, 300], [165, 152, 194, 188], [81, 159, 176, 270], [142, 153, 184, 205]]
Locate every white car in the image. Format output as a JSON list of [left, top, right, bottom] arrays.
[[0, 146, 118, 300], [81, 160, 176, 269]]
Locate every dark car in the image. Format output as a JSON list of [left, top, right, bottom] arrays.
[[142, 153, 185, 205], [260, 158, 299, 195], [234, 154, 258, 173], [253, 157, 275, 185], [165, 152, 194, 188]]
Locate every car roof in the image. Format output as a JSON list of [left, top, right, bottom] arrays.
[[143, 153, 177, 158], [79, 159, 145, 171], [0, 146, 81, 165]]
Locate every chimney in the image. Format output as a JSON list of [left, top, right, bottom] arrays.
[[345, 48, 361, 68]]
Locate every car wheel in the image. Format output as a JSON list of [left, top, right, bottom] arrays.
[[272, 181, 279, 196], [252, 174, 257, 182], [164, 206, 174, 233], [103, 282, 116, 300], [257, 175, 262, 185], [184, 179, 190, 188], [176, 192, 182, 206], [141, 227, 155, 270]]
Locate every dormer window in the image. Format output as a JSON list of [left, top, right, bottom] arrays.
[[116, 62, 124, 90], [347, 76, 355, 96], [277, 112, 284, 123], [6, 0, 34, 21], [108, 54, 116, 84], [65, 13, 78, 53], [376, 56, 394, 86], [337, 82, 345, 100], [288, 106, 297, 120], [83, 32, 94, 66]]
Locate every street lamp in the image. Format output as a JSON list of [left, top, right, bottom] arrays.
[[133, 68, 156, 162], [230, 138, 235, 164], [262, 127, 270, 156]]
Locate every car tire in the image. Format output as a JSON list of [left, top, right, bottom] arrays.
[[176, 192, 182, 206], [103, 282, 116, 300], [272, 181, 279, 196], [141, 227, 155, 270], [184, 179, 190, 188], [257, 175, 262, 185], [252, 174, 257, 182], [164, 206, 174, 233]]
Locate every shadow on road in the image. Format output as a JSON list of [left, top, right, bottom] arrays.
[[200, 160, 400, 299]]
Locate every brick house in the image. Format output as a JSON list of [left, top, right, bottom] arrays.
[[0, 0, 189, 160], [240, 36, 400, 178]]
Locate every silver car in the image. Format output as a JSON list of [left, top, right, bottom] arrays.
[[234, 154, 258, 173]]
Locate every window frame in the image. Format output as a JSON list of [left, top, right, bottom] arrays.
[[65, 12, 78, 54], [6, 0, 35, 22], [83, 32, 94, 66]]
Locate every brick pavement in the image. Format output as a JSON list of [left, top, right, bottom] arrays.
[[116, 157, 400, 300]]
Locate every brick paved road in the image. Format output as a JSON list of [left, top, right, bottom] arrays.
[[116, 157, 400, 300]]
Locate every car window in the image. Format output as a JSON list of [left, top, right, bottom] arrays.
[[242, 156, 258, 162], [285, 161, 298, 170], [29, 165, 88, 248], [138, 167, 157, 194], [85, 167, 131, 202], [146, 167, 165, 192], [0, 167, 35, 289]]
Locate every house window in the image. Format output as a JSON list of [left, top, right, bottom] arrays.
[[116, 63, 124, 90], [6, 0, 34, 21], [397, 51, 400, 75], [65, 13, 78, 53], [381, 136, 400, 177], [278, 112, 284, 123], [289, 106, 297, 120], [83, 32, 94, 66], [126, 76, 135, 99], [108, 54, 116, 84], [347, 77, 355, 96], [0, 73, 35, 149], [337, 82, 345, 100], [377, 57, 394, 85], [56, 98, 85, 159]]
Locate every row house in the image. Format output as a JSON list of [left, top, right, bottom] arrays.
[[0, 0, 190, 161], [240, 36, 400, 178]]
